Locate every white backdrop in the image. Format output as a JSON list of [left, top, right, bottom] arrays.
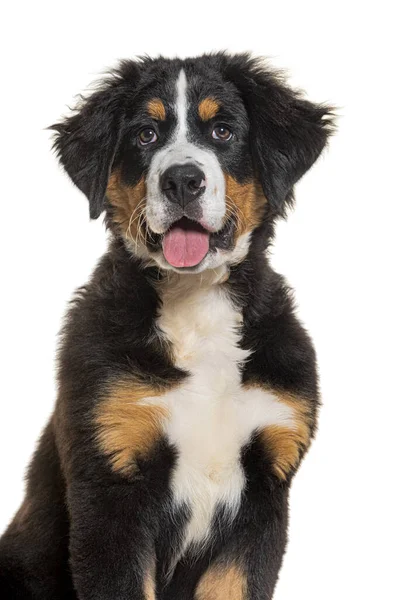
[[1, 1, 399, 598]]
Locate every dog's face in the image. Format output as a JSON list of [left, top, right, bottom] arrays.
[[106, 63, 261, 273], [52, 54, 333, 273]]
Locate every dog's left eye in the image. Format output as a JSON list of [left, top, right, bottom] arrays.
[[212, 125, 233, 141], [138, 128, 158, 145]]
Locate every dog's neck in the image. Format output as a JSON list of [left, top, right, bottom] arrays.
[[155, 265, 230, 299], [109, 235, 272, 325]]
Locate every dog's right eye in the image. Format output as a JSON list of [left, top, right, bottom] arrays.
[[138, 128, 158, 146], [212, 124, 233, 141]]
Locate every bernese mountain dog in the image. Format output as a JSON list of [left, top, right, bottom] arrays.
[[0, 53, 334, 599]]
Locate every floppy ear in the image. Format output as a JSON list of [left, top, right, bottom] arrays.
[[222, 54, 335, 214], [50, 81, 127, 219]]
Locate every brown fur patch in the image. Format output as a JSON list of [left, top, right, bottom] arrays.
[[95, 380, 169, 476], [225, 175, 266, 239], [144, 565, 156, 600], [106, 171, 147, 245], [195, 564, 247, 600], [147, 98, 166, 121], [260, 423, 311, 480], [244, 385, 313, 480], [198, 97, 220, 121]]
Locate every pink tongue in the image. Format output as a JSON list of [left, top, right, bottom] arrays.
[[163, 223, 210, 268]]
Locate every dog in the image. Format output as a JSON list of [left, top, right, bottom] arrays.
[[0, 52, 333, 599]]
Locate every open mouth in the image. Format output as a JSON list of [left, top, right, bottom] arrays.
[[162, 217, 210, 268]]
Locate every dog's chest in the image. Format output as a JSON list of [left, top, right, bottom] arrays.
[[150, 280, 292, 551]]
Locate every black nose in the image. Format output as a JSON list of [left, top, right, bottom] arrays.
[[161, 164, 205, 207]]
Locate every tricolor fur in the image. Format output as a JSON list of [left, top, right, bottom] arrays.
[[0, 53, 334, 599]]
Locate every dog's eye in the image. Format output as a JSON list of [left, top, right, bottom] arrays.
[[212, 125, 233, 141], [138, 128, 158, 146]]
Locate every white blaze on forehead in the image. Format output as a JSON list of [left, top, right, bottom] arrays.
[[156, 69, 195, 167], [175, 69, 188, 140], [146, 68, 226, 234]]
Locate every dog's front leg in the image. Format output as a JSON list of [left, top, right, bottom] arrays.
[[55, 375, 175, 599], [68, 480, 157, 600]]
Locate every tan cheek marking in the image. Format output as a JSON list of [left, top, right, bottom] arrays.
[[147, 98, 166, 121], [106, 171, 146, 242], [198, 97, 220, 121], [245, 385, 313, 480], [95, 381, 170, 476], [195, 564, 247, 600], [225, 175, 266, 239]]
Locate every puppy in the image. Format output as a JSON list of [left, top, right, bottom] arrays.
[[0, 53, 333, 599]]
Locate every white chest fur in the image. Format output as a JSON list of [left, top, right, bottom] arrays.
[[147, 272, 294, 551]]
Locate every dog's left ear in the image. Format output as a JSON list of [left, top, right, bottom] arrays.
[[223, 55, 335, 214], [50, 63, 140, 219]]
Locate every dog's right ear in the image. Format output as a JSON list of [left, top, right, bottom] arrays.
[[215, 53, 335, 216], [50, 64, 139, 219]]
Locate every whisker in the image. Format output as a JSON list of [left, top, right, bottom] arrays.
[[225, 195, 246, 233], [125, 197, 147, 242], [136, 209, 148, 247], [226, 194, 246, 222]]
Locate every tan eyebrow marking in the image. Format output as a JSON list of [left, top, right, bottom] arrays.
[[147, 98, 166, 121], [198, 97, 221, 121]]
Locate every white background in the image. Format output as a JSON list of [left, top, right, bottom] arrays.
[[1, 1, 399, 598]]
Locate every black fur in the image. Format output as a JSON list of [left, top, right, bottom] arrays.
[[0, 53, 333, 599], [51, 53, 332, 221]]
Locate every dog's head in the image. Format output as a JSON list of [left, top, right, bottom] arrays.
[[52, 53, 333, 273]]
